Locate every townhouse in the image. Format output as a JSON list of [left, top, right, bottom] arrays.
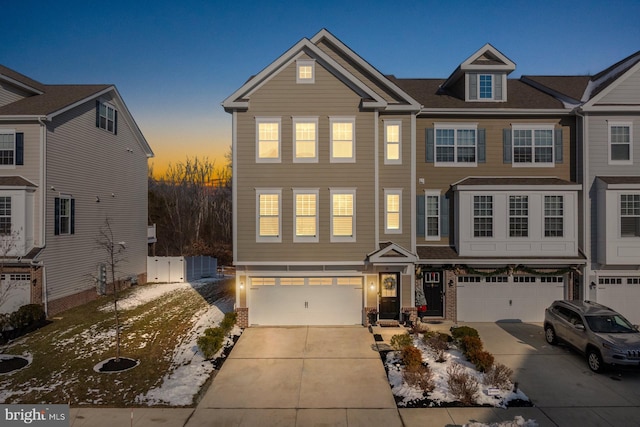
[[224, 29, 638, 327]]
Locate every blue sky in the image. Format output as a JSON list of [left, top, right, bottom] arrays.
[[3, 0, 639, 174]]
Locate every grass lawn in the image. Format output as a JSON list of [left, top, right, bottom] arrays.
[[0, 279, 234, 406]]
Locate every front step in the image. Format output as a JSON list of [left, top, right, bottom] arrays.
[[376, 319, 400, 327]]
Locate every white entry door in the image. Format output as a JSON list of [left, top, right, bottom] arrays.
[[248, 277, 363, 326]]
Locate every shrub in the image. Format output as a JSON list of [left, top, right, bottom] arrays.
[[424, 334, 449, 363], [220, 312, 237, 333], [404, 363, 435, 392], [409, 321, 430, 335], [468, 350, 495, 373], [451, 325, 479, 341], [390, 333, 413, 351], [8, 304, 45, 330], [483, 363, 514, 390], [401, 345, 423, 369], [460, 335, 483, 356], [446, 363, 479, 405], [197, 327, 226, 359]]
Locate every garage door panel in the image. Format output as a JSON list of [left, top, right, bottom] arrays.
[[598, 284, 640, 324]]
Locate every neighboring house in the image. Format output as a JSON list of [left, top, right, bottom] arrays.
[[525, 51, 640, 324], [224, 29, 638, 327], [0, 65, 153, 315]]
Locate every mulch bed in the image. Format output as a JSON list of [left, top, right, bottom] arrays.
[[211, 333, 241, 370], [0, 356, 30, 374], [97, 357, 140, 373]]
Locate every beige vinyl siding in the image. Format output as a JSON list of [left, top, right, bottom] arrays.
[[379, 114, 413, 248], [595, 67, 640, 104], [0, 82, 31, 107], [416, 116, 574, 245], [41, 95, 148, 302], [236, 59, 376, 262]]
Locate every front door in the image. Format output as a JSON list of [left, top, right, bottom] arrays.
[[423, 271, 444, 317], [379, 273, 400, 320]]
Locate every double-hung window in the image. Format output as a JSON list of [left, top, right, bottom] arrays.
[[331, 189, 355, 241], [54, 196, 75, 235], [384, 121, 401, 164], [0, 130, 24, 166], [609, 122, 632, 164], [620, 194, 640, 237], [293, 118, 318, 162], [0, 197, 10, 235], [293, 189, 318, 242], [330, 117, 355, 162], [425, 191, 440, 240], [385, 189, 402, 234], [479, 74, 493, 99], [473, 195, 493, 237], [435, 124, 477, 165], [256, 118, 281, 162], [256, 189, 281, 242], [544, 195, 564, 237], [96, 101, 117, 133], [512, 125, 554, 165], [509, 195, 529, 237]]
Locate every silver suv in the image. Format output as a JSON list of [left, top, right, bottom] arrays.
[[544, 300, 640, 372]]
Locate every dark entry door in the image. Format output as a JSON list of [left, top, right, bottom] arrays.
[[423, 271, 444, 317], [379, 273, 400, 320]]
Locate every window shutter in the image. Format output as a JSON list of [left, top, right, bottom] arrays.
[[416, 195, 425, 238], [114, 110, 118, 135], [554, 128, 563, 163], [16, 133, 24, 165], [477, 129, 486, 163], [54, 197, 60, 235], [441, 194, 449, 238], [503, 128, 512, 163], [426, 128, 434, 163], [469, 74, 478, 100], [70, 198, 75, 235], [494, 74, 503, 100], [96, 100, 101, 128]]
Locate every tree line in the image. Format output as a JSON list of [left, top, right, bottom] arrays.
[[148, 154, 232, 266]]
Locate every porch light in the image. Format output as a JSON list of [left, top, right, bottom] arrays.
[[240, 282, 244, 289], [369, 282, 375, 291], [448, 279, 454, 288]]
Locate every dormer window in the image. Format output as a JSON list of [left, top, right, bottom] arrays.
[[296, 59, 315, 84], [479, 74, 493, 99], [468, 73, 504, 101]]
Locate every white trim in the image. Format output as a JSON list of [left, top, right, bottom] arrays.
[[383, 120, 402, 165], [511, 124, 555, 167], [296, 59, 315, 84], [292, 117, 319, 163], [582, 56, 640, 106], [425, 190, 441, 241], [410, 113, 417, 251], [255, 188, 282, 243], [330, 188, 356, 242], [292, 188, 319, 243], [384, 188, 402, 234], [235, 261, 366, 267], [232, 111, 238, 265], [329, 117, 356, 163], [255, 117, 281, 163], [607, 121, 633, 165], [434, 122, 478, 166], [374, 112, 379, 246]]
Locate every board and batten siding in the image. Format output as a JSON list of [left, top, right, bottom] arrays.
[[415, 116, 574, 246], [41, 95, 148, 302], [236, 58, 377, 263]]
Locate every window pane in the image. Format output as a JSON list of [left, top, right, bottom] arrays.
[[295, 122, 316, 158], [298, 65, 312, 80], [332, 122, 353, 159], [333, 217, 353, 236], [296, 193, 316, 237], [333, 193, 354, 237], [258, 122, 279, 158], [479, 75, 492, 98], [0, 196, 10, 235], [387, 143, 399, 160], [259, 194, 279, 237], [611, 144, 630, 161], [386, 124, 400, 143]]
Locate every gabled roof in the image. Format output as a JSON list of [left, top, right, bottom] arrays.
[[442, 43, 516, 90], [222, 29, 420, 112], [519, 76, 590, 107], [0, 64, 153, 157], [584, 50, 640, 102], [367, 242, 417, 263], [0, 176, 37, 188]]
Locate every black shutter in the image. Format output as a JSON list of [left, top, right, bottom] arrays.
[[114, 110, 118, 135], [554, 128, 563, 163], [441, 194, 449, 238], [503, 129, 512, 163], [16, 133, 24, 165], [477, 129, 486, 163], [54, 197, 60, 235], [426, 128, 434, 163], [96, 100, 101, 128], [70, 198, 75, 234], [416, 195, 425, 238]]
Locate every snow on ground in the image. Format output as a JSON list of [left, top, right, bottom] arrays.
[[465, 417, 538, 427], [99, 280, 213, 312], [386, 334, 529, 408]]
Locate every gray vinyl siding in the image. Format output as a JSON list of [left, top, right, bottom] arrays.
[[0, 82, 31, 107], [40, 94, 148, 302], [235, 59, 376, 262], [595, 66, 640, 104]]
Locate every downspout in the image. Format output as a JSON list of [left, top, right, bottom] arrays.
[[575, 109, 589, 300], [36, 117, 48, 316]]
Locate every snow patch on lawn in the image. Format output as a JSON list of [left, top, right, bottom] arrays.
[[465, 416, 538, 427], [99, 281, 214, 312]]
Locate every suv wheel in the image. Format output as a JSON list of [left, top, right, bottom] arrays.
[[544, 325, 557, 345], [587, 348, 604, 373]]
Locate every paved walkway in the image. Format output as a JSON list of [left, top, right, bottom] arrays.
[[68, 323, 640, 426]]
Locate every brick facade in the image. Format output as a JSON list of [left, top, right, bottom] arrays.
[[235, 307, 249, 328]]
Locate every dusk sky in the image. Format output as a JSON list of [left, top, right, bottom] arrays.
[[3, 0, 639, 176]]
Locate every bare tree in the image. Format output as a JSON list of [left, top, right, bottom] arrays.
[[95, 218, 127, 362], [0, 229, 24, 313]]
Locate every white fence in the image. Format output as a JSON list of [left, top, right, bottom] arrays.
[[147, 256, 218, 283]]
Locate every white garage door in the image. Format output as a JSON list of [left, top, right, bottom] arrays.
[[596, 277, 640, 324], [0, 274, 31, 314], [457, 276, 565, 322], [248, 277, 363, 326]]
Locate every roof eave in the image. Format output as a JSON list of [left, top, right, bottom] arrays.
[[418, 108, 572, 116]]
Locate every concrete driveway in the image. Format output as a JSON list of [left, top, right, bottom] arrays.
[[190, 326, 402, 427]]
